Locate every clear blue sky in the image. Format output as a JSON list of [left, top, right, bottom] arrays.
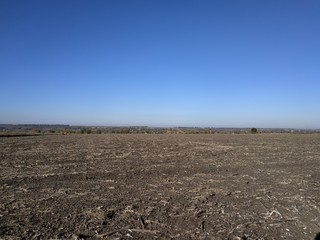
[[1, 0, 319, 128]]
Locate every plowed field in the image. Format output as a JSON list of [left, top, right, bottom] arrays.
[[0, 134, 319, 239]]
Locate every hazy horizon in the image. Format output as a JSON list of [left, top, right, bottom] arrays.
[[1, 122, 319, 130], [1, 1, 320, 129]]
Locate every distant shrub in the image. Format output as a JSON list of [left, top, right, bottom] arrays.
[[97, 129, 102, 134], [86, 129, 92, 134], [32, 128, 41, 133], [121, 128, 129, 134], [251, 128, 258, 134]]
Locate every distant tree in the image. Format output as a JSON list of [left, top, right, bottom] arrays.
[[86, 129, 92, 134], [96, 129, 102, 134], [251, 128, 258, 134]]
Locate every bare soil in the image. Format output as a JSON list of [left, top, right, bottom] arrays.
[[0, 134, 319, 239]]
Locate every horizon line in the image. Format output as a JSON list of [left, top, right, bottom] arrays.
[[0, 123, 319, 130]]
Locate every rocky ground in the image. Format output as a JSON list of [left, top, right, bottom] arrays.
[[0, 134, 319, 239]]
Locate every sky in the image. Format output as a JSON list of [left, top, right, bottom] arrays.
[[1, 0, 320, 128]]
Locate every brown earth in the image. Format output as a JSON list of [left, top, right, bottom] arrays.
[[0, 134, 319, 239]]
